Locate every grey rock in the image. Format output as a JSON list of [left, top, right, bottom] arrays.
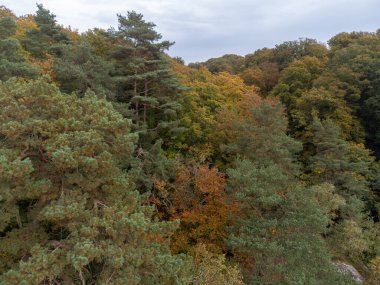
[[333, 261, 365, 283]]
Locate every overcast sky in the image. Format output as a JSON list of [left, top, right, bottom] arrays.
[[2, 0, 379, 63]]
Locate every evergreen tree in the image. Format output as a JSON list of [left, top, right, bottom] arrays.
[[220, 95, 352, 284], [0, 78, 188, 284], [308, 118, 375, 258], [53, 42, 114, 99], [309, 118, 371, 198], [214, 92, 302, 170], [108, 11, 185, 199], [0, 16, 37, 80], [227, 160, 353, 285], [22, 4, 70, 59], [111, 11, 182, 146]]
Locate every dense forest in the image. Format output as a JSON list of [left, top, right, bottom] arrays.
[[0, 4, 380, 284]]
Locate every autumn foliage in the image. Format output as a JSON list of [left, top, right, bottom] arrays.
[[1, 4, 380, 285]]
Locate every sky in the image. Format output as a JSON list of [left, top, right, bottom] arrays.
[[2, 0, 379, 63]]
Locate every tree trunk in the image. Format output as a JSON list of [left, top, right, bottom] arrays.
[[134, 79, 139, 127], [143, 78, 148, 124]]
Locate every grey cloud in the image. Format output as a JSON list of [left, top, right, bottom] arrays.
[[2, 0, 379, 63]]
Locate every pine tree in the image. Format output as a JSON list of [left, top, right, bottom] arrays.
[[0, 16, 37, 80], [227, 159, 290, 284], [214, 92, 302, 170], [52, 42, 115, 99], [0, 78, 188, 284], [108, 11, 185, 201], [227, 160, 354, 285], [111, 11, 182, 146], [22, 4, 70, 59], [308, 118, 375, 258], [222, 98, 351, 284]]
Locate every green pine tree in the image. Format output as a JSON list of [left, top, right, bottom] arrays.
[[227, 160, 354, 285], [0, 78, 189, 284], [308, 118, 375, 258], [224, 101, 351, 284], [52, 42, 115, 99], [0, 16, 37, 81], [111, 11, 183, 145], [22, 4, 70, 59]]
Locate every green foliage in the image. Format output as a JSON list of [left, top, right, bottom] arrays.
[[273, 38, 328, 70], [308, 118, 375, 259], [82, 28, 115, 58], [227, 160, 353, 284], [0, 16, 16, 39], [1, 4, 380, 284], [325, 31, 380, 154], [203, 54, 245, 74], [0, 78, 188, 284], [309, 119, 372, 199], [22, 4, 70, 58], [270, 56, 340, 141], [53, 42, 114, 98], [214, 94, 302, 171], [221, 91, 347, 283], [0, 16, 37, 81], [111, 11, 182, 148]]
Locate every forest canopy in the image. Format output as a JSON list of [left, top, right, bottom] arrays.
[[0, 4, 380, 285]]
